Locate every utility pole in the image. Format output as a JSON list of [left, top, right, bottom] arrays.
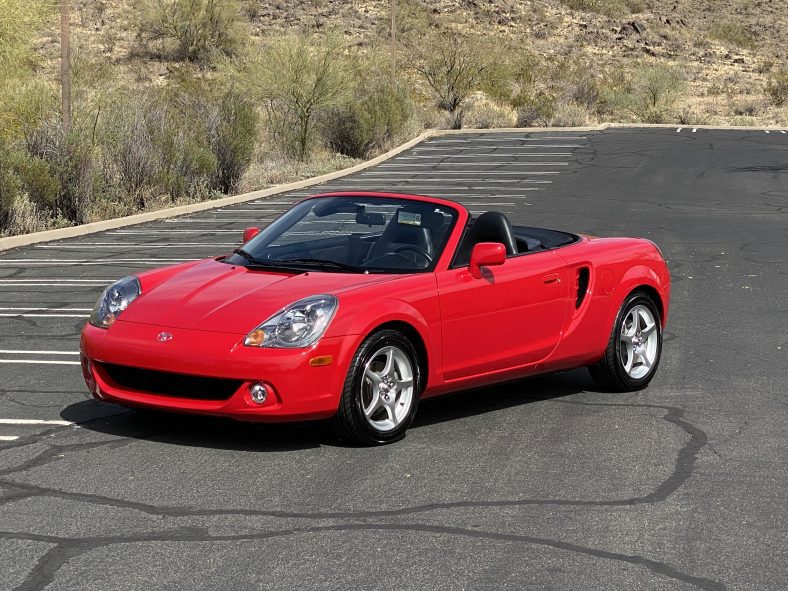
[[60, 0, 71, 134], [390, 0, 396, 83]]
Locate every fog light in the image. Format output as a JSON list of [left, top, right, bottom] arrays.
[[249, 382, 268, 404]]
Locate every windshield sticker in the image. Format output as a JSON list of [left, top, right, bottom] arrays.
[[398, 212, 422, 226]]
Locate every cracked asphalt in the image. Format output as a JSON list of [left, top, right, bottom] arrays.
[[1, 128, 786, 590]]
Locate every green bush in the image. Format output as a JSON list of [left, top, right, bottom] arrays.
[[322, 83, 413, 159], [136, 0, 243, 63], [405, 29, 497, 124], [211, 89, 259, 193], [766, 69, 788, 107], [709, 20, 756, 50], [253, 33, 352, 161], [559, 0, 629, 18], [516, 93, 557, 127]]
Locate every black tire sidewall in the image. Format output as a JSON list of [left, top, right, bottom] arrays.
[[612, 292, 663, 390], [345, 330, 422, 444]]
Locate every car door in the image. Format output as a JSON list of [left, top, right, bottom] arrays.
[[436, 250, 570, 381]]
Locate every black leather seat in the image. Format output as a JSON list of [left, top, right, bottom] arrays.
[[454, 211, 518, 266], [367, 210, 440, 261]]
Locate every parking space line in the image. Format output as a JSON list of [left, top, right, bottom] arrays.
[[36, 244, 227, 249], [0, 308, 92, 312], [379, 162, 569, 167], [0, 436, 20, 441], [0, 349, 79, 355], [0, 419, 74, 425], [0, 359, 82, 365], [0, 313, 88, 317], [403, 153, 573, 157]]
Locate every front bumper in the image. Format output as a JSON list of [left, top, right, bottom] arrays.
[[80, 321, 356, 422]]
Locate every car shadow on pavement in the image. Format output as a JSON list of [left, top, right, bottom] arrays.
[[60, 400, 326, 452], [412, 368, 593, 429], [61, 369, 595, 450]]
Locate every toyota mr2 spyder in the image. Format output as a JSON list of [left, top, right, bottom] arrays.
[[80, 192, 670, 445]]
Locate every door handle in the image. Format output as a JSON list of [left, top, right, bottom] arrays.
[[543, 274, 561, 285]]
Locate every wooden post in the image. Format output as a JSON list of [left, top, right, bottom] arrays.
[[61, 0, 71, 134], [390, 0, 396, 83]]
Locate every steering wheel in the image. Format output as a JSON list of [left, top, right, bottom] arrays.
[[392, 245, 433, 266]]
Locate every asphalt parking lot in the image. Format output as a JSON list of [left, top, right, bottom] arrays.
[[1, 127, 786, 590]]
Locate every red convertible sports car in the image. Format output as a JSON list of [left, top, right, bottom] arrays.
[[80, 192, 670, 445]]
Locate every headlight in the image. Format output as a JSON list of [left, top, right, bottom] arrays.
[[89, 276, 141, 328], [244, 295, 338, 348]]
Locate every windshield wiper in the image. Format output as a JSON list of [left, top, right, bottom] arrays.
[[276, 258, 365, 273], [232, 248, 259, 264]]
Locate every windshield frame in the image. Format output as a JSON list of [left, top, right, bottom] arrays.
[[223, 193, 464, 274]]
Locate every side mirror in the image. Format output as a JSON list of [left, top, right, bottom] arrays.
[[242, 227, 261, 243], [469, 242, 506, 279]]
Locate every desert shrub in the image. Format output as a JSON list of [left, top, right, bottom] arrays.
[[0, 0, 52, 72], [482, 48, 538, 110], [210, 89, 259, 193], [516, 93, 557, 127], [600, 64, 686, 122], [766, 69, 788, 107], [405, 29, 497, 127], [463, 96, 516, 129], [136, 0, 244, 63], [559, 0, 629, 18], [550, 103, 589, 127], [253, 33, 352, 161], [0, 140, 22, 231], [709, 20, 755, 50], [322, 83, 413, 158], [675, 106, 711, 125]]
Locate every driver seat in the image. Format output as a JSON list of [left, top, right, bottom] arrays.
[[367, 213, 434, 260], [454, 211, 518, 266]]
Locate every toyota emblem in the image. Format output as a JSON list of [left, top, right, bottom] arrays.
[[156, 332, 173, 342]]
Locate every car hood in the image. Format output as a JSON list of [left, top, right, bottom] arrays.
[[118, 259, 399, 334]]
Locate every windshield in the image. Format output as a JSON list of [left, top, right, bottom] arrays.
[[224, 196, 459, 273]]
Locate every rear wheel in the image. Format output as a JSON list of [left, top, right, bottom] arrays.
[[333, 330, 422, 445], [589, 291, 662, 392]]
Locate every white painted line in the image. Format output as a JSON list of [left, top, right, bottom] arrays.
[[342, 178, 554, 184], [0, 313, 87, 317], [0, 279, 113, 283], [676, 128, 682, 133], [781, 130, 786, 134], [0, 349, 79, 355], [109, 229, 243, 233], [36, 244, 227, 249], [402, 153, 573, 157], [0, 360, 81, 365], [0, 258, 194, 262], [163, 219, 272, 223], [413, 145, 582, 150], [358, 171, 553, 176], [378, 163, 568, 167], [0, 436, 20, 441], [692, 128, 697, 133], [0, 308, 92, 312], [0, 419, 74, 425], [764, 130, 770, 134], [211, 210, 281, 215]]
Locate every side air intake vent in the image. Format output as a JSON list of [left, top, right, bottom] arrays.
[[576, 267, 590, 309]]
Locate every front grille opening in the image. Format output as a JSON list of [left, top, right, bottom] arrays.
[[99, 363, 242, 400], [576, 267, 590, 309]]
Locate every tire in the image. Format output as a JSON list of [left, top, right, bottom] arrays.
[[589, 291, 663, 392], [333, 329, 422, 446]]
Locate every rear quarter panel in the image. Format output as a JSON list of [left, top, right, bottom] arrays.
[[546, 236, 670, 371]]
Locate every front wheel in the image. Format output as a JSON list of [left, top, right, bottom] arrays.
[[589, 291, 662, 392], [333, 330, 422, 445]]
